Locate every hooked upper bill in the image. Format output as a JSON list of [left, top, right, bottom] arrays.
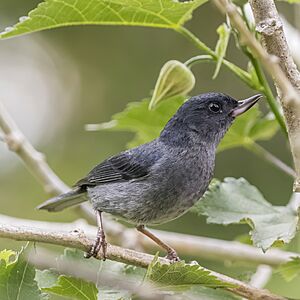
[[231, 94, 262, 117]]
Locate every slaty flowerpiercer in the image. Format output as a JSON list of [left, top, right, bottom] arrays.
[[38, 92, 261, 261]]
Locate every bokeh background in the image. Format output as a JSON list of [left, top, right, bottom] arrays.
[[0, 0, 299, 298]]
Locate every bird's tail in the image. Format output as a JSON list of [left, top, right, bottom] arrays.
[[36, 187, 87, 212]]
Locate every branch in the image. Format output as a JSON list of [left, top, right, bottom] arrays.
[[0, 214, 298, 267], [213, 0, 300, 192], [0, 221, 286, 300], [0, 101, 95, 221], [0, 101, 68, 195]]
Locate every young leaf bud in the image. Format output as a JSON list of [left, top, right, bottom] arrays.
[[149, 60, 195, 110]]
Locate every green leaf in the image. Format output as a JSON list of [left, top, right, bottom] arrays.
[[35, 270, 59, 289], [146, 260, 236, 289], [149, 60, 195, 110], [86, 96, 185, 148], [0, 0, 207, 39], [0, 248, 44, 300], [192, 177, 299, 251], [213, 23, 231, 79], [43, 276, 98, 300], [0, 249, 16, 265], [218, 106, 278, 152], [276, 257, 300, 282]]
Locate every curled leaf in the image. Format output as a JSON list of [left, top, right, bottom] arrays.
[[149, 60, 195, 110]]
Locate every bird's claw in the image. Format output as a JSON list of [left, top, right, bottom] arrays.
[[85, 232, 107, 260], [166, 249, 180, 263]]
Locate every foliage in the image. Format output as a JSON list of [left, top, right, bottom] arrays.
[[213, 23, 231, 79], [276, 257, 300, 282], [192, 178, 299, 251], [0, 0, 207, 39], [146, 259, 235, 289], [0, 248, 45, 300], [149, 60, 195, 110]]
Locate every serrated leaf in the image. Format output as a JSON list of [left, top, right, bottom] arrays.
[[0, 0, 207, 39], [146, 261, 236, 289], [43, 276, 98, 300], [276, 257, 300, 282], [213, 23, 231, 79], [88, 97, 278, 150], [192, 177, 299, 251], [0, 248, 44, 300]]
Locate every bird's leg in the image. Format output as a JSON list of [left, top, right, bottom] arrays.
[[136, 225, 180, 262], [85, 210, 107, 260]]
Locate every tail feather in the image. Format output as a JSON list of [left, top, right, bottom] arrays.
[[37, 187, 87, 212]]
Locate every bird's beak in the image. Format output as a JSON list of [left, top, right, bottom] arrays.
[[230, 94, 262, 117]]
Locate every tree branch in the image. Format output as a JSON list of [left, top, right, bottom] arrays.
[[0, 214, 298, 267], [0, 221, 286, 300], [213, 0, 300, 192], [0, 101, 68, 196]]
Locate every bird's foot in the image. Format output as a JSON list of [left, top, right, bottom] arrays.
[[166, 249, 180, 263], [85, 231, 107, 260]]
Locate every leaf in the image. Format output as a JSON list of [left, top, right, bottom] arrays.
[[192, 177, 299, 251], [149, 60, 195, 110], [86, 96, 185, 148], [213, 23, 231, 79], [146, 260, 236, 289], [0, 0, 208, 39], [0, 249, 16, 265], [0, 248, 44, 300], [218, 106, 278, 152], [35, 270, 59, 289], [43, 276, 98, 300], [276, 257, 300, 282]]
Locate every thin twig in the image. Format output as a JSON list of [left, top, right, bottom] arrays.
[[213, 0, 300, 192], [249, 265, 273, 289], [0, 222, 286, 300], [0, 101, 95, 220], [246, 142, 296, 178], [0, 101, 68, 195]]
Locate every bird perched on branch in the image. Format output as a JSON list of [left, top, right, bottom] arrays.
[[37, 92, 261, 261]]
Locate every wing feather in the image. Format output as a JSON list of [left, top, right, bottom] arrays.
[[76, 152, 149, 187]]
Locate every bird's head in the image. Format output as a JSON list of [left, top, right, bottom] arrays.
[[160, 92, 262, 147]]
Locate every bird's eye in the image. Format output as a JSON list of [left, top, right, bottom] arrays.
[[208, 102, 221, 113]]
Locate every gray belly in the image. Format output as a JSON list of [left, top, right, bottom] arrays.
[[87, 176, 210, 225]]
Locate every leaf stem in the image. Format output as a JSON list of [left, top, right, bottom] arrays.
[[177, 26, 255, 88], [246, 142, 295, 178], [238, 19, 287, 137]]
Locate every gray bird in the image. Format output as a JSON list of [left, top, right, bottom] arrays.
[[37, 92, 261, 261]]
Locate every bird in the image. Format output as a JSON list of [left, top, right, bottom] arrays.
[[37, 92, 261, 262]]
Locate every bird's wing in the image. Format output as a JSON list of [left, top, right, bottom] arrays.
[[75, 152, 150, 187]]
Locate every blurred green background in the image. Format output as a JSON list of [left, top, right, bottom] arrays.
[[0, 0, 299, 298]]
